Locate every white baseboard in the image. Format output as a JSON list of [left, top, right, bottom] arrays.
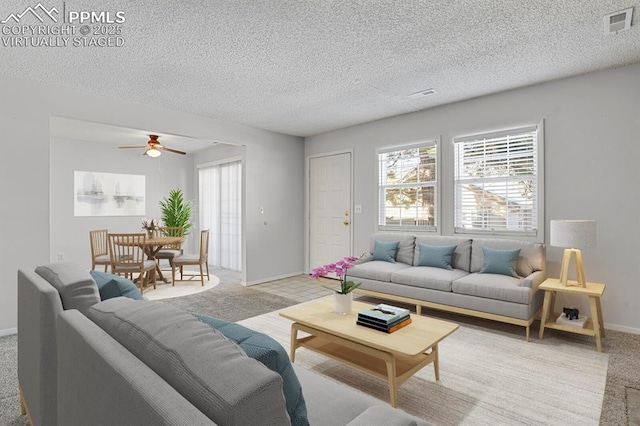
[[0, 327, 17, 337], [605, 322, 640, 335], [244, 271, 305, 286]]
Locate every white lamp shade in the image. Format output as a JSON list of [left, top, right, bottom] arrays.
[[146, 148, 161, 158], [550, 220, 596, 249]]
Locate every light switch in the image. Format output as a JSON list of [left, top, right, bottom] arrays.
[[355, 204, 362, 214]]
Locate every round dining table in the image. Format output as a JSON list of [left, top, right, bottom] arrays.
[[139, 236, 185, 284]]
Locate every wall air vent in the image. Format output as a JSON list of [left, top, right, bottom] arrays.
[[408, 88, 437, 99], [603, 7, 633, 35]]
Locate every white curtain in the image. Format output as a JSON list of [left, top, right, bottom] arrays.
[[199, 160, 242, 270]]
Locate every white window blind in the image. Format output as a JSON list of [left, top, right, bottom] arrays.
[[199, 160, 242, 270], [454, 125, 539, 236], [378, 142, 437, 231]]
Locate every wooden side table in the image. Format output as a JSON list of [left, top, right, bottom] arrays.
[[538, 278, 606, 352]]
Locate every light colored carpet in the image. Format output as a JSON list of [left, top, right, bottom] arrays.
[[144, 274, 220, 300], [238, 298, 610, 426]]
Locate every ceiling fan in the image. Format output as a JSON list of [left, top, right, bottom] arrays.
[[118, 134, 186, 157]]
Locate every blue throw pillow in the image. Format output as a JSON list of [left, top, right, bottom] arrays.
[[417, 243, 457, 270], [480, 246, 521, 278], [89, 270, 143, 301], [371, 240, 399, 263], [194, 314, 309, 426]]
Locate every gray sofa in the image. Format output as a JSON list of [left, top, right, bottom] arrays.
[[348, 233, 546, 340], [18, 262, 427, 426]]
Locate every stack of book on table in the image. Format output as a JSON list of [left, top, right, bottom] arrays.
[[357, 303, 412, 333]]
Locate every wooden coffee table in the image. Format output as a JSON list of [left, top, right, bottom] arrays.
[[279, 297, 459, 407]]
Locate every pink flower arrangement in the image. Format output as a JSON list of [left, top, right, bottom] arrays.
[[310, 255, 361, 294]]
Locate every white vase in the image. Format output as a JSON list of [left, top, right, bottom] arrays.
[[333, 292, 353, 315]]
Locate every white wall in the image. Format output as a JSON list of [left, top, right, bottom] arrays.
[[50, 137, 196, 267], [305, 63, 640, 333], [0, 75, 305, 334]]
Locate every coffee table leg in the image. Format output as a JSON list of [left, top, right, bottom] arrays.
[[433, 344, 440, 381], [290, 323, 299, 363], [384, 357, 398, 408]]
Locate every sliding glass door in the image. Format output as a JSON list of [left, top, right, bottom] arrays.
[[198, 160, 242, 271]]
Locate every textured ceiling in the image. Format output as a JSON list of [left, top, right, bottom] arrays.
[[1, 0, 639, 137], [50, 116, 218, 153]]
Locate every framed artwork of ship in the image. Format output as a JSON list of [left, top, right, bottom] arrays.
[[74, 171, 145, 216]]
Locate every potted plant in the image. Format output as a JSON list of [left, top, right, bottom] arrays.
[[159, 189, 194, 236], [309, 256, 361, 314]]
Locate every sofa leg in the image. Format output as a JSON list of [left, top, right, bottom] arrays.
[[19, 383, 34, 425], [416, 305, 422, 315], [19, 384, 26, 415], [525, 326, 530, 342]]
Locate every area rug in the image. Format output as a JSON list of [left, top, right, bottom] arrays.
[[238, 301, 609, 426], [144, 275, 220, 300]]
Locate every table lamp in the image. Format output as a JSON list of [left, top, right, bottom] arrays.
[[550, 220, 596, 287]]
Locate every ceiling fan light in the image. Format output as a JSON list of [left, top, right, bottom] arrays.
[[146, 148, 161, 158]]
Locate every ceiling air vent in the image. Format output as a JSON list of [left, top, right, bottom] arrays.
[[408, 88, 437, 99], [603, 7, 633, 35]]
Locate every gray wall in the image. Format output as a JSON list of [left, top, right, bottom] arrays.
[[50, 137, 197, 267], [0, 75, 304, 334], [305, 63, 640, 333]]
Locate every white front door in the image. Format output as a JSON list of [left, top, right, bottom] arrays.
[[309, 152, 352, 270]]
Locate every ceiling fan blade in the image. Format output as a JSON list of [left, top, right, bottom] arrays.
[[159, 146, 187, 155], [119, 145, 148, 149]]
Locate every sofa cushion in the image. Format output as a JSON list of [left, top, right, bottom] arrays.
[[35, 262, 100, 314], [193, 314, 308, 426], [89, 270, 144, 301], [416, 243, 457, 270], [348, 261, 412, 282], [479, 246, 520, 278], [372, 240, 399, 263], [369, 233, 415, 265], [452, 273, 532, 304], [86, 298, 290, 426], [414, 236, 472, 271], [155, 249, 182, 259], [470, 238, 545, 277], [391, 266, 469, 292]]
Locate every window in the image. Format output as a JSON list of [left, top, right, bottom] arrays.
[[378, 142, 437, 231], [198, 159, 242, 271], [454, 124, 542, 236]]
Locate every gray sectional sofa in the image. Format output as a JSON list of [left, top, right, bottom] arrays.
[[18, 262, 427, 426], [348, 233, 546, 340]]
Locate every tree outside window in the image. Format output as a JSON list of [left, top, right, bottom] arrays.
[[378, 143, 437, 230]]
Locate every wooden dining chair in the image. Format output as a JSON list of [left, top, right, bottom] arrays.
[[108, 233, 157, 294], [171, 230, 210, 286], [155, 226, 184, 270], [89, 229, 111, 272]]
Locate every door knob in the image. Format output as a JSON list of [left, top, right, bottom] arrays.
[[343, 220, 350, 226]]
